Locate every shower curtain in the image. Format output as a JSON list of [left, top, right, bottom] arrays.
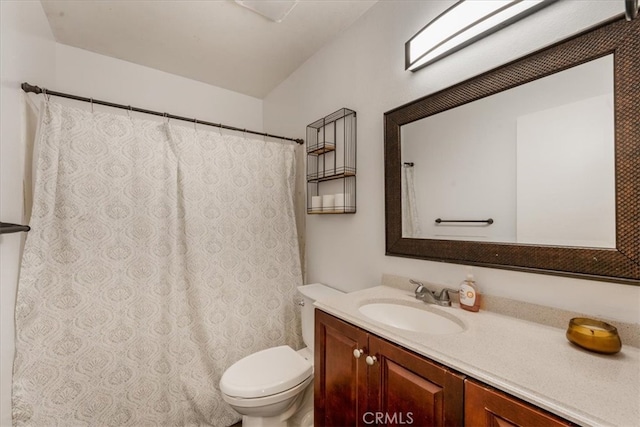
[[401, 165, 421, 238], [12, 101, 303, 426]]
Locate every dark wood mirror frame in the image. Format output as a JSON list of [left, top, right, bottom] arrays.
[[384, 17, 639, 285]]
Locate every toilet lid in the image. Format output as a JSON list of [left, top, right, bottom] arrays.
[[220, 345, 312, 399]]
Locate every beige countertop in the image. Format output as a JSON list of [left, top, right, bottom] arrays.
[[314, 285, 640, 427]]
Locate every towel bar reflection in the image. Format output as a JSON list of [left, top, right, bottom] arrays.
[[0, 222, 31, 234], [435, 218, 494, 224]]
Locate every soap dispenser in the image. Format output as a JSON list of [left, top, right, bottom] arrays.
[[459, 269, 480, 312]]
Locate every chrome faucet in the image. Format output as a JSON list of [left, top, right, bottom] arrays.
[[410, 279, 457, 307]]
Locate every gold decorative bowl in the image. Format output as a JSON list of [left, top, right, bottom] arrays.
[[566, 317, 621, 354]]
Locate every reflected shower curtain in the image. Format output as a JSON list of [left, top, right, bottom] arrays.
[[401, 165, 421, 237], [12, 101, 303, 426]]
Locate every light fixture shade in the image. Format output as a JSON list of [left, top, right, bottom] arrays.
[[234, 0, 299, 23], [406, 0, 557, 71]]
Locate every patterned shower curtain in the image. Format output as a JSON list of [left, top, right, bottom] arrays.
[[12, 101, 303, 426], [401, 165, 421, 238]]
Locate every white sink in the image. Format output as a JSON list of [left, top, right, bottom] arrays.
[[358, 302, 465, 335]]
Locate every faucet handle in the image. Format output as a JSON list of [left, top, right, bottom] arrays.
[[437, 288, 459, 302], [409, 279, 425, 291], [410, 279, 427, 300]]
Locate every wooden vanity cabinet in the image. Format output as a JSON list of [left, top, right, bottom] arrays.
[[369, 335, 465, 426], [315, 310, 464, 426], [464, 379, 574, 427], [316, 310, 577, 427], [314, 309, 369, 426]]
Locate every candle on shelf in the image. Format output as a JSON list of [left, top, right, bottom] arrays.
[[322, 195, 335, 212], [337, 193, 352, 212], [334, 193, 345, 212], [311, 196, 322, 213]]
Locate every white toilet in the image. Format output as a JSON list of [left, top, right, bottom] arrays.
[[219, 283, 343, 427]]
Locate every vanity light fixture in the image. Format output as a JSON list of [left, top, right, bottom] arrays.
[[406, 0, 556, 72]]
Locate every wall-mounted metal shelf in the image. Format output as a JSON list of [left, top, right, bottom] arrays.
[[307, 168, 356, 182], [306, 108, 356, 214]]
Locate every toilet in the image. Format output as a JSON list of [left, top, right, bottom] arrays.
[[219, 283, 343, 427]]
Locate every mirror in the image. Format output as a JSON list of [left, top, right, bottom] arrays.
[[384, 17, 639, 284], [401, 55, 615, 247]]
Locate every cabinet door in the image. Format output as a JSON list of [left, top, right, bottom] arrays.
[[465, 379, 573, 427], [368, 336, 465, 427], [315, 310, 369, 427]]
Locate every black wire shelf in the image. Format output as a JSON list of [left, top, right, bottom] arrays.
[[306, 108, 357, 215]]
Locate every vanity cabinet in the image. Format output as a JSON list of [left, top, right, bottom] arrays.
[[369, 333, 465, 426], [464, 379, 574, 427], [316, 309, 575, 427], [314, 309, 368, 426], [315, 310, 464, 426]]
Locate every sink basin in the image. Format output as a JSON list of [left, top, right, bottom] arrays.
[[358, 303, 465, 335]]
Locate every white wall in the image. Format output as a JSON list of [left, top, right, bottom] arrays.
[[517, 93, 615, 248], [1, 4, 264, 426], [263, 0, 640, 323], [0, 2, 56, 426], [49, 45, 266, 264], [54, 44, 263, 132]]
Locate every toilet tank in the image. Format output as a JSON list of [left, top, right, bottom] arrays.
[[297, 284, 344, 352]]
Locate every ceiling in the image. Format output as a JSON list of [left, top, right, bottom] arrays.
[[41, 0, 378, 99]]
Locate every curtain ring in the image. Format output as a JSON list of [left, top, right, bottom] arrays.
[[218, 123, 223, 136], [42, 88, 50, 101], [194, 118, 197, 131], [90, 98, 94, 113], [243, 129, 247, 139], [127, 105, 132, 118]]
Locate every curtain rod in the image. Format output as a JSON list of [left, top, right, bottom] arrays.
[[21, 82, 304, 145]]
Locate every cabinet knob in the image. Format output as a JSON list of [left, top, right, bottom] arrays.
[[365, 355, 377, 366], [353, 349, 364, 359]]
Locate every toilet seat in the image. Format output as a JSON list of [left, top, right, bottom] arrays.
[[220, 345, 312, 399], [221, 375, 313, 409]]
